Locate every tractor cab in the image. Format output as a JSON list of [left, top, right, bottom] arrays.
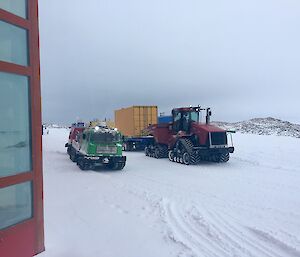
[[171, 107, 211, 133]]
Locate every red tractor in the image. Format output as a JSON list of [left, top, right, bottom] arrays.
[[145, 107, 234, 165]]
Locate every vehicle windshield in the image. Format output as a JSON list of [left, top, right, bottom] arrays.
[[90, 132, 121, 143]]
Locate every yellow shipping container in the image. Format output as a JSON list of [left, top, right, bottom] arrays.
[[115, 106, 158, 137]]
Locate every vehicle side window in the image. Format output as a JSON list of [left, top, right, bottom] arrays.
[[76, 133, 82, 142], [182, 112, 190, 132], [173, 111, 181, 132], [75, 132, 78, 141], [190, 112, 198, 122]]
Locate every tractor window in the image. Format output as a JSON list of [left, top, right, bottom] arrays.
[[181, 112, 189, 131], [190, 111, 199, 122], [174, 111, 181, 122], [173, 111, 181, 132], [76, 133, 83, 142]]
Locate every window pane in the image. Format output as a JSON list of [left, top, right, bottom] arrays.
[[0, 182, 33, 230], [0, 72, 32, 177], [0, 20, 28, 66], [0, 0, 27, 19]]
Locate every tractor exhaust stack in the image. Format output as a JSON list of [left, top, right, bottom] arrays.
[[206, 108, 212, 125]]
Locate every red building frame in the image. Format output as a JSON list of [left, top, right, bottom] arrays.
[[0, 1, 45, 256]]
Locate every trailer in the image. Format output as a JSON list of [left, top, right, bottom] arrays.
[[158, 115, 172, 124], [122, 136, 154, 151], [115, 106, 158, 151]]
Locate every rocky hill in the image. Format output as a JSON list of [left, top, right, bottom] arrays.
[[213, 117, 300, 138]]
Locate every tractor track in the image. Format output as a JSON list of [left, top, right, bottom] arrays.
[[159, 199, 300, 257]]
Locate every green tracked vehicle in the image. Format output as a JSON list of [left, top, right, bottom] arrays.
[[67, 124, 126, 171]]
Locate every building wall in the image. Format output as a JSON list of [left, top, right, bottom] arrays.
[[0, 1, 44, 256]]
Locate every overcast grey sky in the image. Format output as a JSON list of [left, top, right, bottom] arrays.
[[39, 0, 300, 124]]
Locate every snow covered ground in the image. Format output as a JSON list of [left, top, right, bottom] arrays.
[[39, 128, 300, 257]]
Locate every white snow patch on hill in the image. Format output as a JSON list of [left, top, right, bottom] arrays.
[[213, 117, 300, 138]]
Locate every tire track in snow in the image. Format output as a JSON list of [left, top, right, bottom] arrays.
[[161, 198, 222, 257], [162, 199, 259, 257], [232, 156, 300, 173], [160, 198, 268, 257], [181, 206, 254, 257], [203, 207, 280, 257], [206, 208, 296, 257], [95, 155, 300, 257], [114, 172, 300, 257], [160, 198, 297, 257], [247, 227, 300, 257]]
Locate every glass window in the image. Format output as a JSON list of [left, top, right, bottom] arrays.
[[0, 182, 33, 230], [91, 131, 121, 143], [190, 111, 199, 122], [0, 20, 28, 66], [0, 72, 32, 177], [173, 111, 181, 132], [0, 0, 27, 19], [174, 111, 181, 122]]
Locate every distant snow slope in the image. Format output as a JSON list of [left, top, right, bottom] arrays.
[[39, 128, 300, 257], [213, 117, 300, 138]]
